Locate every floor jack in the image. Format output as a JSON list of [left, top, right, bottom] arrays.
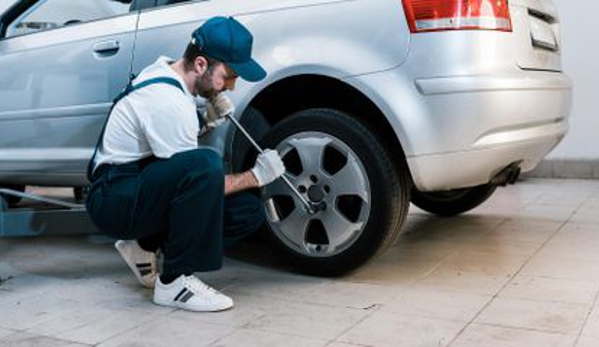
[[0, 188, 97, 237]]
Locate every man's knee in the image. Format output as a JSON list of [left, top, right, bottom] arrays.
[[176, 149, 223, 179]]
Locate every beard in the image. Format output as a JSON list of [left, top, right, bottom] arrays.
[[196, 70, 219, 99]]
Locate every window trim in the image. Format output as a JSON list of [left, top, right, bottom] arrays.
[[134, 0, 207, 13], [0, 0, 136, 41], [129, 0, 157, 12], [0, 0, 38, 39]]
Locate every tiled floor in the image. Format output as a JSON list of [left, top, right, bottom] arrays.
[[1, 178, 599, 346]]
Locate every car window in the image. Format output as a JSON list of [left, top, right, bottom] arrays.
[[5, 0, 132, 39]]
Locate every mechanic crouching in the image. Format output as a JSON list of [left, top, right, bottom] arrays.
[[86, 17, 285, 312]]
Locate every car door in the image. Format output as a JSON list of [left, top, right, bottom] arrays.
[[0, 0, 138, 186], [132, 0, 229, 74]]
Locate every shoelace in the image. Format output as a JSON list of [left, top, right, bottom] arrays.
[[182, 276, 220, 296]]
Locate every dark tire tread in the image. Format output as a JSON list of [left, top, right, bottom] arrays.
[[260, 108, 410, 276], [411, 184, 497, 217]]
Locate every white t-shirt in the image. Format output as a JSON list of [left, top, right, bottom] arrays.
[[94, 56, 199, 171]]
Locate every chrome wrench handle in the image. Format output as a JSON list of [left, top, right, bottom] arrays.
[[225, 114, 316, 214]]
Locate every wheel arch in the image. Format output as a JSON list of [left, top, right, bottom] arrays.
[[228, 74, 411, 181]]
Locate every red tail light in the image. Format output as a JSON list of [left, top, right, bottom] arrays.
[[402, 0, 512, 33]]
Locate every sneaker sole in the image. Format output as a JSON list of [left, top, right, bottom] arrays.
[[115, 241, 156, 289], [153, 296, 234, 312]]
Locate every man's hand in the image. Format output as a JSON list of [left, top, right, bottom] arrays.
[[251, 149, 286, 187], [203, 93, 235, 129]]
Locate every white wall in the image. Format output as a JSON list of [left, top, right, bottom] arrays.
[[549, 0, 599, 160]]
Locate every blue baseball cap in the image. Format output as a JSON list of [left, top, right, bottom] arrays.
[[192, 16, 266, 82]]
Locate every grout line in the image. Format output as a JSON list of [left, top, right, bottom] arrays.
[[572, 210, 599, 347], [326, 301, 386, 345], [446, 184, 586, 346], [573, 293, 599, 347], [463, 321, 579, 336]]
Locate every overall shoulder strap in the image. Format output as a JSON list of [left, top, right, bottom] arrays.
[[133, 77, 184, 94], [86, 76, 186, 181], [113, 76, 185, 104]]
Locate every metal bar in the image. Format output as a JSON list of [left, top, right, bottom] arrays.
[[0, 188, 84, 209], [226, 114, 315, 214]]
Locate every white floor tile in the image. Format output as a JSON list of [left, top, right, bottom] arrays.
[[96, 317, 235, 347], [452, 324, 576, 347], [500, 275, 599, 305], [581, 304, 599, 338], [520, 254, 599, 282], [414, 251, 527, 295], [475, 297, 589, 334], [299, 280, 401, 309], [0, 328, 15, 339], [240, 296, 369, 340], [380, 287, 491, 322], [0, 332, 90, 347], [2, 179, 599, 346], [208, 329, 328, 347], [576, 335, 599, 347], [337, 311, 465, 347]]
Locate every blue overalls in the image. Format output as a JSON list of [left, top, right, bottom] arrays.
[[85, 77, 264, 276]]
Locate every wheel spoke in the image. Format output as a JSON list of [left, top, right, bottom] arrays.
[[263, 174, 315, 218], [320, 207, 364, 253], [330, 156, 369, 202], [262, 176, 295, 201], [275, 208, 311, 250], [288, 137, 331, 177]]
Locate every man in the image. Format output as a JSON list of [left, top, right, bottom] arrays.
[[86, 17, 285, 312]]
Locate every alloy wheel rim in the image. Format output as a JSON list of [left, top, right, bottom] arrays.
[[263, 131, 371, 257]]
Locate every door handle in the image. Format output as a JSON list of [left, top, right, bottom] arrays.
[[93, 40, 120, 54]]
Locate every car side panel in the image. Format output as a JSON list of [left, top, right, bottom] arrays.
[[133, 0, 409, 154], [0, 14, 138, 186]]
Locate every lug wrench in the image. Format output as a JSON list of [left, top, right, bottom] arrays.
[[226, 114, 323, 215]]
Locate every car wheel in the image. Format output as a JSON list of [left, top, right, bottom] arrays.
[[411, 184, 497, 217], [257, 108, 410, 276], [0, 185, 25, 207]]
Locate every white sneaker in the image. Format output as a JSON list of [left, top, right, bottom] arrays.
[[153, 274, 234, 312], [115, 240, 157, 288]]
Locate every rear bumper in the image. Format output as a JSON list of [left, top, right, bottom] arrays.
[[409, 72, 571, 191], [347, 69, 572, 191], [408, 123, 566, 191]]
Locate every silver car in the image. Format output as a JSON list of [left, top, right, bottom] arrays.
[[0, 0, 571, 275]]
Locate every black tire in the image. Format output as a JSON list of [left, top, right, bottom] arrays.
[[411, 184, 497, 217], [257, 108, 411, 276], [0, 185, 25, 207]]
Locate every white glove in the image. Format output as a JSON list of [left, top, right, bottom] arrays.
[[251, 149, 286, 187], [203, 93, 235, 129]]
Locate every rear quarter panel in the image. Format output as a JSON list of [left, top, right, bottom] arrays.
[[132, 0, 410, 117]]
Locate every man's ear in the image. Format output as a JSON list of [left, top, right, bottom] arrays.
[[194, 56, 208, 75]]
